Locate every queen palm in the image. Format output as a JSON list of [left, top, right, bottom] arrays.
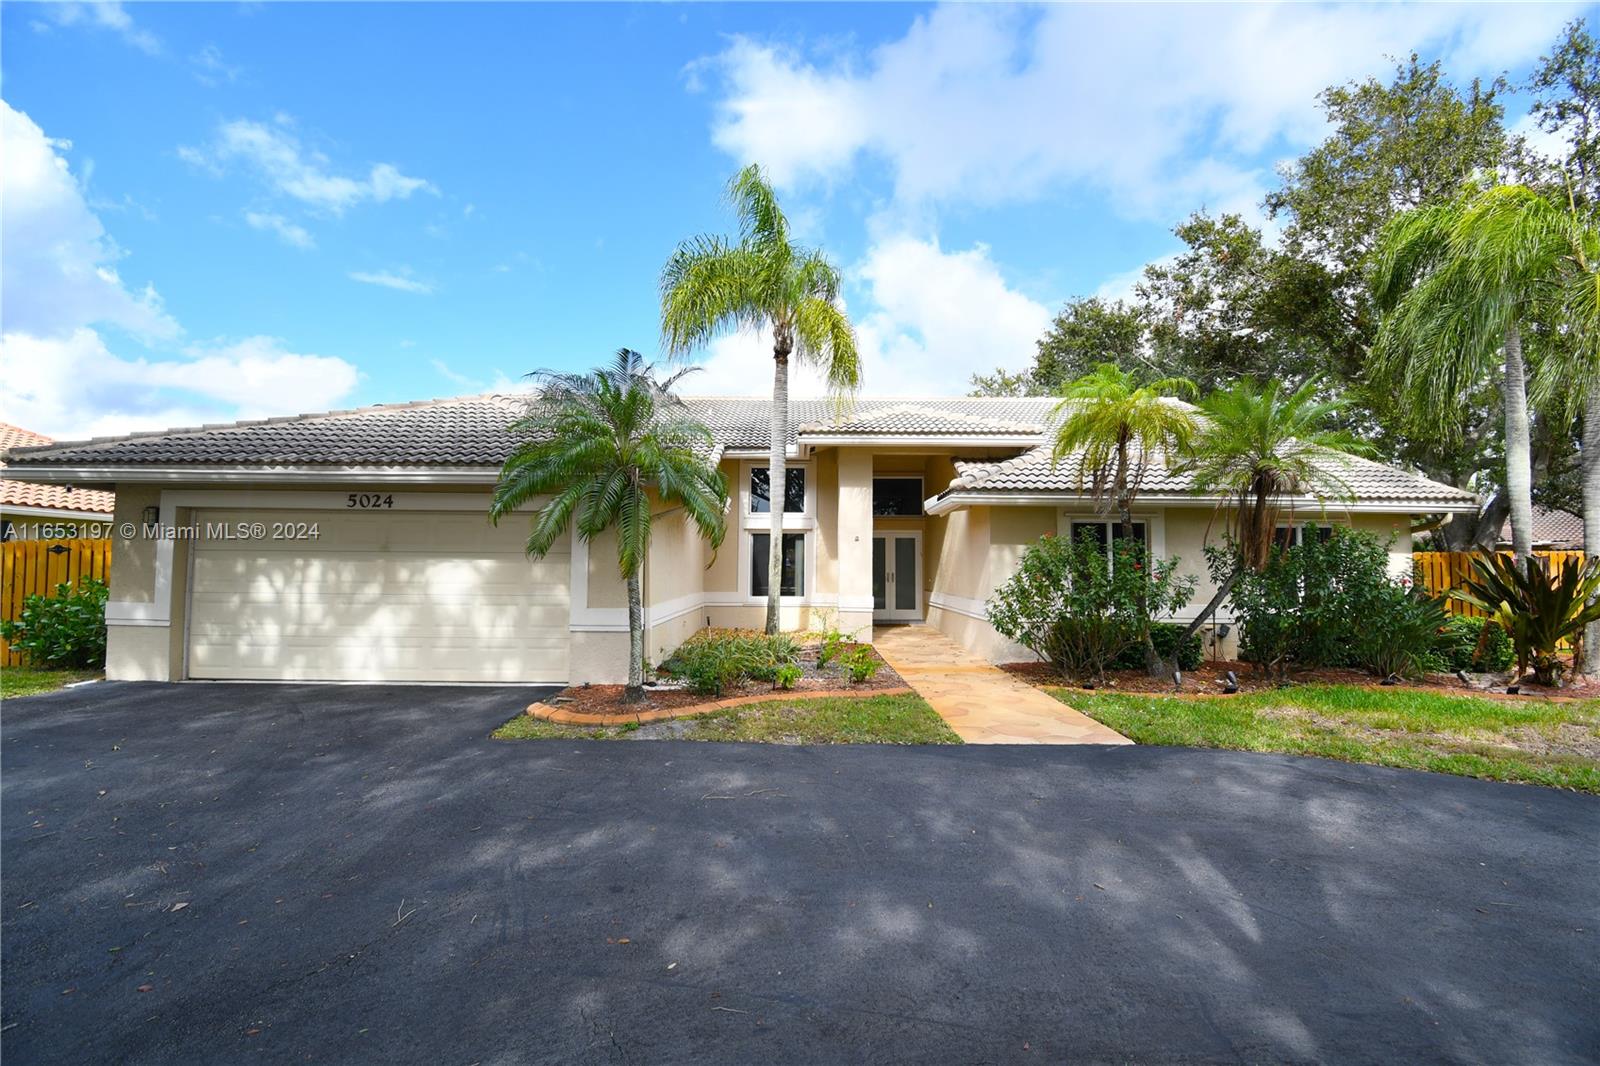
[[1051, 363, 1199, 671], [1173, 378, 1369, 653], [1371, 183, 1590, 566], [490, 350, 728, 699], [660, 164, 860, 634]]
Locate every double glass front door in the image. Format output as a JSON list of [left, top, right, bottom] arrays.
[[872, 533, 920, 621]]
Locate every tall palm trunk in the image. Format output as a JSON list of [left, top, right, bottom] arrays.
[[625, 567, 644, 699], [1502, 321, 1536, 566], [765, 335, 792, 635], [1583, 379, 1600, 675]]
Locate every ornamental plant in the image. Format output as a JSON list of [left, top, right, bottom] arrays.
[[987, 529, 1195, 683], [1453, 553, 1600, 686], [1, 577, 109, 668]]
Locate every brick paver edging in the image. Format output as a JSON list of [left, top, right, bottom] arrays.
[[527, 685, 916, 726]]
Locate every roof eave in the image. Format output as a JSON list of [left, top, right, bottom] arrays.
[[0, 463, 504, 486], [924, 490, 1481, 517]]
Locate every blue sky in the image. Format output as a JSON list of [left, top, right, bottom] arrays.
[[1, 1, 1592, 438]]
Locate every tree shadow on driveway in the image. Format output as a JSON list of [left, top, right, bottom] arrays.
[[2, 682, 1596, 1064]]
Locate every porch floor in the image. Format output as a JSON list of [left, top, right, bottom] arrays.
[[871, 626, 1132, 745]]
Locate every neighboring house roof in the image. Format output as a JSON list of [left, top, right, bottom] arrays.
[[0, 423, 116, 515], [942, 443, 1477, 511], [0, 394, 1476, 512], [1498, 506, 1585, 550]]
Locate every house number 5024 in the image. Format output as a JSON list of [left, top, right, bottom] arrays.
[[347, 493, 396, 509]]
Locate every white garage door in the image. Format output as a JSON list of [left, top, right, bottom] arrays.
[[186, 509, 569, 683]]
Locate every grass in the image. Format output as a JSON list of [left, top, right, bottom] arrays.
[[1052, 684, 1600, 793], [493, 693, 961, 745], [1, 667, 101, 700]]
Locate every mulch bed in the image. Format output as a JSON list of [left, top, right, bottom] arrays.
[[1001, 659, 1600, 701], [529, 641, 909, 724]]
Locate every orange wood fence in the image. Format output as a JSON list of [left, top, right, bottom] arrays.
[[1, 538, 113, 667], [1412, 550, 1587, 618]]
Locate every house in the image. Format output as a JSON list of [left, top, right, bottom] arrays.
[[1498, 505, 1585, 551], [0, 394, 1478, 684], [0, 423, 116, 540]]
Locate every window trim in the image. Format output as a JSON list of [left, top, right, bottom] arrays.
[[1057, 511, 1166, 559], [748, 530, 808, 599], [742, 529, 814, 602], [739, 460, 816, 601], [1272, 520, 1346, 549], [872, 475, 925, 518], [741, 460, 815, 529]]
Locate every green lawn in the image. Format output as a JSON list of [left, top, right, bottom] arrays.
[[1054, 684, 1600, 793], [1, 668, 102, 700], [494, 693, 961, 745]]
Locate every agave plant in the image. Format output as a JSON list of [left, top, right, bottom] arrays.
[[1453, 554, 1600, 686]]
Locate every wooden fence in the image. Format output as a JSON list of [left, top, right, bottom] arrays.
[[1412, 550, 1587, 618], [1, 538, 113, 667]]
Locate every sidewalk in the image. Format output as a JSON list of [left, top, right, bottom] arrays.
[[873, 625, 1132, 745]]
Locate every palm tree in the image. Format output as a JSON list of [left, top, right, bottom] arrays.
[[1051, 363, 1199, 671], [1371, 183, 1589, 567], [660, 164, 860, 634], [490, 350, 728, 699], [1527, 184, 1600, 674], [1174, 378, 1369, 652]]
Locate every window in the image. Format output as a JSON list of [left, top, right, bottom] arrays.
[[1273, 524, 1334, 550], [750, 532, 806, 597], [749, 467, 806, 514], [1069, 520, 1146, 548], [872, 477, 924, 516]]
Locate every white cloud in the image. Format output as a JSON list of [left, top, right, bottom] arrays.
[[191, 43, 241, 87], [349, 269, 434, 295], [39, 1, 160, 55], [683, 235, 1050, 398], [181, 118, 437, 215], [697, 3, 1582, 220], [1, 99, 177, 341], [1510, 109, 1571, 166], [244, 210, 314, 249], [0, 100, 360, 439], [0, 330, 360, 439]]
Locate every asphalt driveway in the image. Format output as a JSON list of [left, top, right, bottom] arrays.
[[2, 683, 1596, 1065]]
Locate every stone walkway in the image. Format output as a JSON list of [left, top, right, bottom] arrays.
[[873, 625, 1132, 745]]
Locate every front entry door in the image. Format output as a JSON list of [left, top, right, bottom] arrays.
[[872, 533, 921, 622]]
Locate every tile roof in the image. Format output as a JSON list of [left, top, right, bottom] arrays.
[[0, 394, 1476, 510], [2, 396, 531, 468], [946, 444, 1478, 507], [0, 395, 1055, 467], [1499, 505, 1585, 549], [0, 423, 116, 515], [796, 401, 1046, 437]]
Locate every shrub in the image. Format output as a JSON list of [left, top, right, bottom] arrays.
[[662, 629, 800, 695], [1224, 527, 1450, 680], [1432, 615, 1515, 673], [1107, 622, 1202, 671], [841, 644, 880, 683], [987, 530, 1195, 683], [1, 577, 109, 668], [772, 663, 802, 690], [1353, 587, 1452, 679]]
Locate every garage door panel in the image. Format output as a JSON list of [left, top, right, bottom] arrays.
[[187, 508, 570, 683]]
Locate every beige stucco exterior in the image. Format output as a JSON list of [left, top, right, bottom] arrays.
[[91, 449, 1428, 685]]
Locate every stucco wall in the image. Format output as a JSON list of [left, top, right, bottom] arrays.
[[644, 504, 711, 667]]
